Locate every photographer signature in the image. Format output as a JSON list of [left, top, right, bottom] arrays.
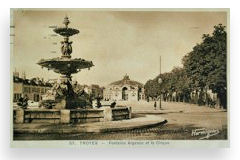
[[191, 128, 220, 140]]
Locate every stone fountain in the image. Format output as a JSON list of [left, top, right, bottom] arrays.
[[37, 16, 94, 109], [14, 16, 132, 124]]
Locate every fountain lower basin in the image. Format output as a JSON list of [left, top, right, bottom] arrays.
[[14, 106, 132, 124]]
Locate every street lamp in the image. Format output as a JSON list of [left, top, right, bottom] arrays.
[[158, 55, 162, 110], [158, 77, 162, 109]]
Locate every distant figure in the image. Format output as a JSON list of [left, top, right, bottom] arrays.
[[154, 101, 157, 110], [96, 96, 102, 108], [110, 101, 116, 108], [89, 94, 93, 106]]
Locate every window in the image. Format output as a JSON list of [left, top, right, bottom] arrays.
[[34, 94, 40, 102], [122, 87, 128, 100], [41, 88, 44, 93], [23, 87, 30, 93], [13, 93, 22, 102]]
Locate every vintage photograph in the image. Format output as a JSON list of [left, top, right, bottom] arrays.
[[10, 9, 229, 146]]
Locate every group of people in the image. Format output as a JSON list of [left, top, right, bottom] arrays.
[[94, 96, 116, 108], [16, 93, 117, 110], [17, 95, 29, 109]]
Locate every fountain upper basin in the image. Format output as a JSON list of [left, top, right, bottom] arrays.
[[37, 57, 94, 75]]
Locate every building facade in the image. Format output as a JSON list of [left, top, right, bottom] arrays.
[[13, 74, 52, 102], [103, 75, 145, 101]]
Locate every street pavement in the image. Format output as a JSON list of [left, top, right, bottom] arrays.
[[13, 101, 227, 140]]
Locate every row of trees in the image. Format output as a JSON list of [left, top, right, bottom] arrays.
[[144, 24, 227, 109]]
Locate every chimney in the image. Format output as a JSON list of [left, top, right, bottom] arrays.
[[13, 71, 19, 78], [22, 71, 26, 79]]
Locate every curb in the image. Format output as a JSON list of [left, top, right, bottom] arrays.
[[133, 111, 183, 114], [100, 120, 168, 133], [14, 119, 168, 134]]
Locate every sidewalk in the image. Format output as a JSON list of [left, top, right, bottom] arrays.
[[114, 101, 226, 114], [14, 115, 167, 134]]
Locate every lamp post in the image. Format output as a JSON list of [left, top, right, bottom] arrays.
[[158, 56, 162, 109], [158, 77, 162, 109]]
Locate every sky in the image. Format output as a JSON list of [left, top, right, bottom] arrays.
[[11, 10, 227, 86]]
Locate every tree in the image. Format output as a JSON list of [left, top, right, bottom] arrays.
[[183, 24, 227, 108], [144, 79, 160, 100], [145, 67, 191, 103], [144, 24, 227, 108]]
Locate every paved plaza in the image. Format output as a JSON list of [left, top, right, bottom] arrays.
[[119, 101, 227, 129], [14, 101, 227, 140]]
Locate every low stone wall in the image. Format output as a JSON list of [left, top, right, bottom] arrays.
[[13, 106, 131, 124], [14, 109, 61, 123], [112, 107, 131, 120], [70, 109, 105, 123]]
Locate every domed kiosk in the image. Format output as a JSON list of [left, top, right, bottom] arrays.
[[103, 75, 145, 101]]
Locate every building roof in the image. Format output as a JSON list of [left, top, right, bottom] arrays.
[[110, 75, 143, 87], [13, 76, 52, 87]]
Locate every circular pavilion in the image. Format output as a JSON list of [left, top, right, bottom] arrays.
[[103, 75, 145, 101]]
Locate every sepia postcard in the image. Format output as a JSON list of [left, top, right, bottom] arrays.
[[10, 8, 229, 148]]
